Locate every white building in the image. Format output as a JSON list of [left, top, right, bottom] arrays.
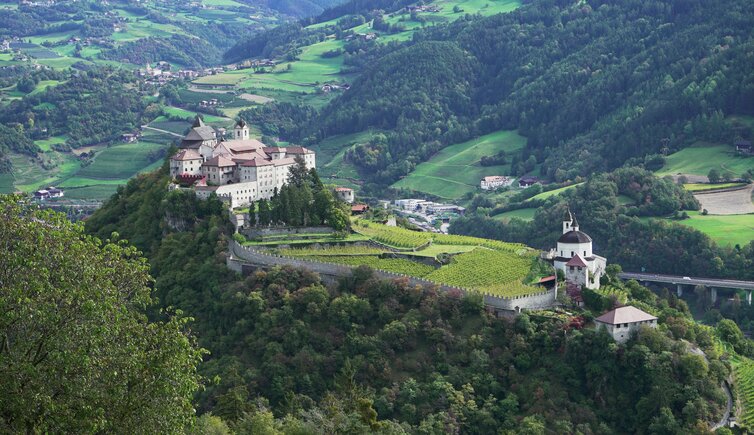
[[480, 176, 513, 190], [594, 306, 657, 343], [334, 187, 355, 203], [552, 209, 606, 290], [170, 117, 315, 208]]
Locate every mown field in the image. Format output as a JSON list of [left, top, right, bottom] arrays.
[[392, 130, 527, 199], [650, 211, 754, 247], [493, 208, 537, 222], [657, 142, 754, 178], [683, 182, 747, 192]]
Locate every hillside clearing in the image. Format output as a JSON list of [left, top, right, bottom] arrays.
[[657, 142, 754, 178], [392, 130, 526, 199], [694, 184, 754, 215]]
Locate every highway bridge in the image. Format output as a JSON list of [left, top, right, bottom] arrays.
[[620, 272, 754, 304]]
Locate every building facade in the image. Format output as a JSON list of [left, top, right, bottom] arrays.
[[480, 176, 513, 190], [551, 209, 606, 290], [170, 117, 315, 208], [594, 306, 658, 343]]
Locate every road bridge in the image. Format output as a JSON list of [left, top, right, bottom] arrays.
[[619, 272, 754, 304]]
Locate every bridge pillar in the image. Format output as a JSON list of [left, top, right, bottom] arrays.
[[677, 284, 683, 297], [747, 290, 752, 306], [711, 287, 718, 304]]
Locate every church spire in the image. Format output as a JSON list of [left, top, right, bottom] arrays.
[[562, 206, 574, 234]]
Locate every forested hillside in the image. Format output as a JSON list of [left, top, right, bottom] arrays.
[[262, 0, 754, 187], [76, 165, 730, 433]]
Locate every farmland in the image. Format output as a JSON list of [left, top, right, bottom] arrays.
[[657, 142, 754, 178], [493, 208, 537, 222], [392, 130, 527, 199], [650, 211, 754, 247]]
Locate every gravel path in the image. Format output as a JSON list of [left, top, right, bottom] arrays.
[[694, 184, 754, 215]]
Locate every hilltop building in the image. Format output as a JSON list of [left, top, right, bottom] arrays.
[[594, 306, 657, 343], [169, 117, 315, 208], [550, 209, 607, 290]]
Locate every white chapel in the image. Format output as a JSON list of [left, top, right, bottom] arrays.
[[552, 209, 606, 290]]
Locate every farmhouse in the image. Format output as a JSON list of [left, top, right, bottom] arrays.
[[736, 139, 752, 154], [549, 209, 607, 290], [480, 175, 513, 190], [518, 176, 539, 187], [169, 117, 315, 208], [594, 306, 657, 343], [334, 187, 354, 203]]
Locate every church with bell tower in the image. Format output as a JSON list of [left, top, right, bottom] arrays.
[[551, 208, 607, 290]]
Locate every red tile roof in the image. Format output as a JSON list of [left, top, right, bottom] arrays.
[[240, 159, 273, 167], [351, 204, 369, 212], [566, 254, 588, 267], [172, 149, 202, 161], [335, 187, 353, 192]]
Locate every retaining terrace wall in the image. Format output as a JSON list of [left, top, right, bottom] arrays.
[[228, 241, 557, 312]]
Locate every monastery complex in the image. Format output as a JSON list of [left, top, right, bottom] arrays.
[[169, 117, 315, 208]]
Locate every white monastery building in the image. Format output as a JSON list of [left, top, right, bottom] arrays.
[[594, 306, 658, 343], [551, 209, 607, 290], [480, 176, 513, 190], [169, 117, 315, 208]]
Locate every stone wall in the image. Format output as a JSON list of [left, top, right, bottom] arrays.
[[228, 241, 557, 312], [243, 226, 335, 239]]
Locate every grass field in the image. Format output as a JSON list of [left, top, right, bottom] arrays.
[[392, 130, 527, 199], [683, 182, 747, 192], [34, 136, 66, 152], [493, 208, 537, 222], [655, 211, 754, 247], [528, 183, 583, 201], [657, 142, 754, 178], [77, 141, 166, 180], [163, 106, 231, 125]]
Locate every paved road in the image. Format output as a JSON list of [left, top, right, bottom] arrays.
[[620, 272, 754, 290]]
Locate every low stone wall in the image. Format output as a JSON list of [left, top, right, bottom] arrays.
[[228, 241, 557, 312], [243, 226, 334, 239]]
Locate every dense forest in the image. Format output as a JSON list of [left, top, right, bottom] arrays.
[[66, 165, 736, 433], [101, 35, 222, 68], [236, 0, 754, 188]]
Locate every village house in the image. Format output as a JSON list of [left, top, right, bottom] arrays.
[[735, 139, 752, 154], [351, 204, 369, 214], [594, 306, 657, 343], [34, 186, 64, 200], [550, 209, 607, 291], [334, 187, 355, 203], [480, 175, 513, 190], [518, 176, 539, 188], [170, 117, 315, 208]]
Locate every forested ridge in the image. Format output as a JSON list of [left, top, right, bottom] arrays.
[[244, 0, 754, 187], [66, 165, 734, 433]]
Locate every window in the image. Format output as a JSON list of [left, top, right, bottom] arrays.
[[571, 251, 574, 257], [569, 266, 574, 271], [584, 251, 587, 256]]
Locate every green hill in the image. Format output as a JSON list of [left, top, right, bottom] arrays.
[[392, 130, 525, 199]]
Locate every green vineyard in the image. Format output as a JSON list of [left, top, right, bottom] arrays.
[[433, 233, 528, 253], [306, 255, 436, 277], [352, 221, 432, 249], [426, 248, 536, 294], [730, 354, 754, 429]]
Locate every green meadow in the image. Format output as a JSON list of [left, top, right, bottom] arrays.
[[662, 211, 754, 247], [657, 142, 754, 178], [392, 130, 526, 199], [493, 208, 537, 222], [77, 141, 167, 180], [527, 183, 583, 201]]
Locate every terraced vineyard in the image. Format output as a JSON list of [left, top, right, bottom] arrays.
[[426, 248, 537, 295], [306, 255, 436, 277], [433, 233, 528, 253], [730, 354, 754, 429], [352, 221, 432, 249], [277, 246, 385, 256]]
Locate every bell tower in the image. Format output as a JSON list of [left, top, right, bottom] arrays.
[[234, 119, 249, 140], [563, 207, 574, 234]]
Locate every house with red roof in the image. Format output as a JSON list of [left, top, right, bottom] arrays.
[[169, 118, 316, 208]]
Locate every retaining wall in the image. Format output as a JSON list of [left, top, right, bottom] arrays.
[[228, 241, 557, 312]]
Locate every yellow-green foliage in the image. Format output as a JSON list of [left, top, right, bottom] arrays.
[[426, 248, 534, 291], [595, 286, 629, 304], [730, 354, 754, 429], [306, 255, 435, 277], [353, 221, 432, 249], [433, 233, 528, 253]]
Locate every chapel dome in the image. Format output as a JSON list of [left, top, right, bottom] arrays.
[[557, 230, 592, 244]]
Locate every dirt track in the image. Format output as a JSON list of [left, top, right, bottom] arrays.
[[694, 184, 754, 215]]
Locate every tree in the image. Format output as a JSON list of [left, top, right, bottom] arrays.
[[258, 199, 272, 226], [707, 168, 721, 183], [0, 196, 204, 433]]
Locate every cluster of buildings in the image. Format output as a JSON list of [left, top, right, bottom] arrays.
[[169, 117, 315, 208], [345, 32, 377, 41], [137, 62, 225, 85], [479, 175, 540, 191], [33, 186, 64, 200]]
